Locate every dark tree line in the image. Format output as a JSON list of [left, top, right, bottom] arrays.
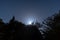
[[0, 16, 42, 40], [43, 10, 60, 40], [0, 10, 60, 40]]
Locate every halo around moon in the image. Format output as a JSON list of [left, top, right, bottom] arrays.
[[28, 21, 33, 25]]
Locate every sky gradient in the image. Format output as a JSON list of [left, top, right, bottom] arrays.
[[0, 0, 60, 24]]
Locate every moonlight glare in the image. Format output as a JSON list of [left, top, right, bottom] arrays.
[[27, 20, 33, 25]]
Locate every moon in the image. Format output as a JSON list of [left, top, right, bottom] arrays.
[[28, 21, 33, 25], [24, 16, 36, 25], [26, 19, 34, 25]]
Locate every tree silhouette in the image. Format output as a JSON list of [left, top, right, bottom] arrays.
[[0, 16, 43, 40], [43, 10, 60, 40]]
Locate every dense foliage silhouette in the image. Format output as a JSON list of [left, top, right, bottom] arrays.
[[0, 16, 42, 40], [43, 11, 60, 40], [0, 11, 60, 40]]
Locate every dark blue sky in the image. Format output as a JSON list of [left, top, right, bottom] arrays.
[[0, 0, 60, 24]]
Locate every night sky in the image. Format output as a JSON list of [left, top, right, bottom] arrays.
[[0, 0, 60, 25]]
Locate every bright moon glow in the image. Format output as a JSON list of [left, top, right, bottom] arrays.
[[24, 16, 36, 25], [28, 21, 32, 24]]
